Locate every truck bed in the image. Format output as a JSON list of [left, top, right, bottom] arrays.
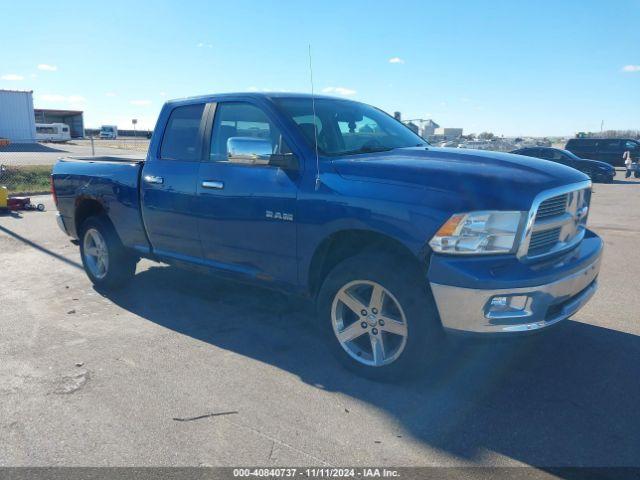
[[52, 155, 150, 252]]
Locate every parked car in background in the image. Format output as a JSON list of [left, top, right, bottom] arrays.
[[511, 147, 615, 183], [99, 125, 118, 139], [51, 93, 602, 381], [565, 138, 640, 167], [36, 123, 71, 142]]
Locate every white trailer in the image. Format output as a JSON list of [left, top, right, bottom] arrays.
[[36, 123, 71, 142]]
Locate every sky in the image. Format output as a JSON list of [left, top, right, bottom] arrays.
[[1, 0, 638, 136]]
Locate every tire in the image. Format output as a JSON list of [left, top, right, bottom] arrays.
[[79, 215, 137, 290], [316, 251, 443, 381]]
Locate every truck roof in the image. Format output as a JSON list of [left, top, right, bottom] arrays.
[[163, 92, 357, 106]]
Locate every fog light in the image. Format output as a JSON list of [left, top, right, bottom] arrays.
[[486, 295, 531, 319]]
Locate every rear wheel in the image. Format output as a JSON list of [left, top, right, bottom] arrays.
[[79, 216, 137, 289], [317, 252, 443, 381]]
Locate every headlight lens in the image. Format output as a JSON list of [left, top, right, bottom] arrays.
[[429, 211, 524, 255]]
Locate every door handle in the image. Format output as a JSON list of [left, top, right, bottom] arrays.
[[143, 175, 164, 185], [202, 180, 224, 189]]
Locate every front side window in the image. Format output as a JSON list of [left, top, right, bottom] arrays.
[[624, 140, 639, 150], [546, 150, 568, 163], [275, 98, 426, 156], [210, 102, 290, 163], [160, 103, 205, 161]]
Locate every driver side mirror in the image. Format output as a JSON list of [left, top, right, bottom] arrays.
[[227, 136, 298, 171], [227, 137, 272, 164]]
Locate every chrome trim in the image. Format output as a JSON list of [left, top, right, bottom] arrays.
[[430, 252, 601, 334], [202, 180, 224, 190], [531, 212, 573, 232], [516, 180, 591, 260], [143, 175, 164, 185]]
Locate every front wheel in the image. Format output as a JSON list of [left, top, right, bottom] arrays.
[[317, 252, 443, 381], [79, 216, 137, 289]]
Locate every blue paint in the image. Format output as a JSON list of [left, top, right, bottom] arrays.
[[53, 93, 600, 297]]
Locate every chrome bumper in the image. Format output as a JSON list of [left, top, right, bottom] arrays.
[[430, 255, 601, 334], [56, 213, 68, 235]]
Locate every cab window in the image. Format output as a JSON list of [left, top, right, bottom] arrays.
[[160, 104, 206, 161]]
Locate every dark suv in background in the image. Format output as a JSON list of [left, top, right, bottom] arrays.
[[565, 138, 640, 167], [511, 147, 615, 183]]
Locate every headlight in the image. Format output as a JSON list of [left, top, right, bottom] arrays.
[[429, 211, 525, 255]]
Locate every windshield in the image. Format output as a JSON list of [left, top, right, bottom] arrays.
[[563, 149, 582, 160], [274, 97, 427, 156], [101, 127, 114, 133]]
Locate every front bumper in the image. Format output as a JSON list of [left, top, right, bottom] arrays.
[[429, 231, 603, 334]]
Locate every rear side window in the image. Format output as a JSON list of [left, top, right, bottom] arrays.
[[567, 139, 596, 148], [160, 104, 205, 161], [598, 139, 621, 151]]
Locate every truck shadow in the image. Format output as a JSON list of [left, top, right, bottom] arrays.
[[102, 264, 639, 468]]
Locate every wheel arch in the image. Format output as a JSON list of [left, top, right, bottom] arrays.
[[307, 229, 429, 298], [74, 197, 106, 237]]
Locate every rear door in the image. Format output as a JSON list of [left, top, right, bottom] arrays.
[[597, 139, 623, 166], [195, 101, 300, 287], [141, 103, 206, 260]]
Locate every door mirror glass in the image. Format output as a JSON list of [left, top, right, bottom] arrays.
[[227, 137, 273, 164]]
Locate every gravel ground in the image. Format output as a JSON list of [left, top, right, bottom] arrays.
[[0, 179, 639, 468]]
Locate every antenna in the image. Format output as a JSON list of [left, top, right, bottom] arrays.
[[308, 44, 321, 190]]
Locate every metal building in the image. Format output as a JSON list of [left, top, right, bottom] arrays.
[[34, 109, 85, 138], [0, 89, 36, 143], [435, 127, 464, 140]]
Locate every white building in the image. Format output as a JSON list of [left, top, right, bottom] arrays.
[[434, 127, 463, 140], [0, 89, 36, 143]]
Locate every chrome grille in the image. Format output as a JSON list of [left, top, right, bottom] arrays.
[[536, 194, 568, 220], [528, 227, 561, 255], [521, 182, 591, 260]]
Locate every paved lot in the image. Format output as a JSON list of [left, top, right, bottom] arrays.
[[1, 180, 639, 468]]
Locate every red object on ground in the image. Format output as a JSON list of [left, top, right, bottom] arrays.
[[7, 197, 31, 211]]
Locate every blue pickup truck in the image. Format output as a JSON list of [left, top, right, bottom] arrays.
[[52, 93, 602, 380]]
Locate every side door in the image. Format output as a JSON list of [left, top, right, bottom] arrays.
[[196, 101, 300, 287], [140, 103, 206, 261], [596, 139, 622, 166], [567, 140, 592, 159]]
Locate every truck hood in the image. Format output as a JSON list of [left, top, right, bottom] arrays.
[[331, 147, 589, 211]]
